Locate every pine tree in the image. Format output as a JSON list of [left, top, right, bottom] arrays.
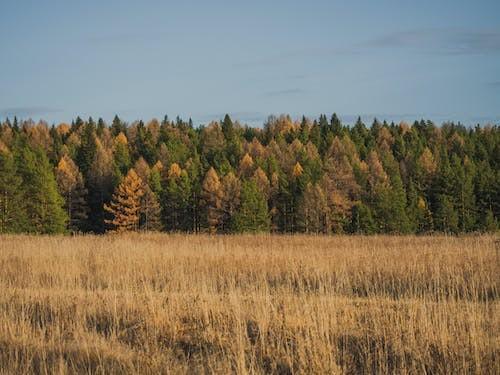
[[55, 155, 88, 232], [0, 148, 28, 233], [232, 180, 270, 233], [104, 169, 144, 232]]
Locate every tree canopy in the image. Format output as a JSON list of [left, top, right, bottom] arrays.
[[0, 114, 498, 234]]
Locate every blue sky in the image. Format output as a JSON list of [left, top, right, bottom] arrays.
[[1, 0, 499, 126]]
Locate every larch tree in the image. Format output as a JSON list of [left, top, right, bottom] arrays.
[[220, 172, 241, 232], [297, 182, 329, 233], [201, 167, 223, 234], [87, 140, 116, 233], [55, 155, 88, 232], [104, 168, 144, 232], [239, 153, 255, 179]]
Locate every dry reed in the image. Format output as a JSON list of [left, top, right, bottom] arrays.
[[0, 234, 498, 374]]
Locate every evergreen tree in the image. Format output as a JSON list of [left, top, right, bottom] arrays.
[[232, 180, 270, 233], [163, 163, 193, 231], [113, 132, 131, 176], [0, 148, 28, 232], [15, 142, 67, 233], [140, 185, 162, 231], [76, 120, 97, 176], [349, 202, 376, 234]]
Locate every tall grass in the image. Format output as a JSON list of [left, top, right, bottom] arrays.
[[0, 234, 498, 374]]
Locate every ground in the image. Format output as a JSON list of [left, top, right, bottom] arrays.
[[0, 234, 498, 374]]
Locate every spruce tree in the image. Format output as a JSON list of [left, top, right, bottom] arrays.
[[0, 148, 28, 233], [15, 142, 67, 233], [232, 180, 270, 233]]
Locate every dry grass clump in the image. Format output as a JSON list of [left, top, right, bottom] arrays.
[[0, 234, 498, 374]]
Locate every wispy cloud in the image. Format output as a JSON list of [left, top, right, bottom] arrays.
[[0, 107, 62, 118], [488, 81, 500, 88], [363, 28, 500, 55], [233, 28, 500, 68], [264, 88, 306, 97]]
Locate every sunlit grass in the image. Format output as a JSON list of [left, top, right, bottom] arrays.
[[0, 234, 498, 374]]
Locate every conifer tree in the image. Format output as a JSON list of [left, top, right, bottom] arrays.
[[239, 153, 255, 179], [87, 140, 116, 233], [113, 132, 131, 176], [297, 183, 329, 233], [201, 167, 223, 233], [76, 119, 97, 176], [104, 169, 144, 232], [349, 202, 376, 234], [162, 163, 192, 231], [15, 142, 67, 233], [55, 155, 88, 232], [0, 148, 28, 233], [220, 172, 241, 233], [140, 185, 162, 231], [232, 180, 270, 233]]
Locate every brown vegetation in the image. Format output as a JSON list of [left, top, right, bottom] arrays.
[[0, 235, 498, 374]]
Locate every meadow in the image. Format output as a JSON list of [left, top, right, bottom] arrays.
[[0, 234, 498, 374]]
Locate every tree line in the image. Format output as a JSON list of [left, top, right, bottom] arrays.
[[0, 114, 498, 234]]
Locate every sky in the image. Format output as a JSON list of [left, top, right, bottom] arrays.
[[1, 0, 499, 126]]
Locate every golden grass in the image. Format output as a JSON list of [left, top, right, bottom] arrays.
[[0, 234, 498, 374]]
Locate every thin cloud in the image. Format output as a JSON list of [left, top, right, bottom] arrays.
[[0, 107, 62, 118], [233, 28, 500, 68], [363, 28, 500, 55]]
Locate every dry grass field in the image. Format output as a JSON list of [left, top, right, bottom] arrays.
[[0, 234, 498, 374]]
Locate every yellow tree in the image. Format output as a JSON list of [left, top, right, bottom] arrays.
[[104, 168, 144, 232], [238, 153, 254, 178], [55, 155, 88, 232], [201, 167, 223, 233]]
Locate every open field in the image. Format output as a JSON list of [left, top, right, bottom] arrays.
[[0, 235, 498, 374]]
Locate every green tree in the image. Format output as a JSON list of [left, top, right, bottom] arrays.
[[0, 148, 28, 232], [232, 180, 270, 233], [15, 142, 67, 233]]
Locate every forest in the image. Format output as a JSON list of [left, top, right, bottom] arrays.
[[0, 113, 498, 234]]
